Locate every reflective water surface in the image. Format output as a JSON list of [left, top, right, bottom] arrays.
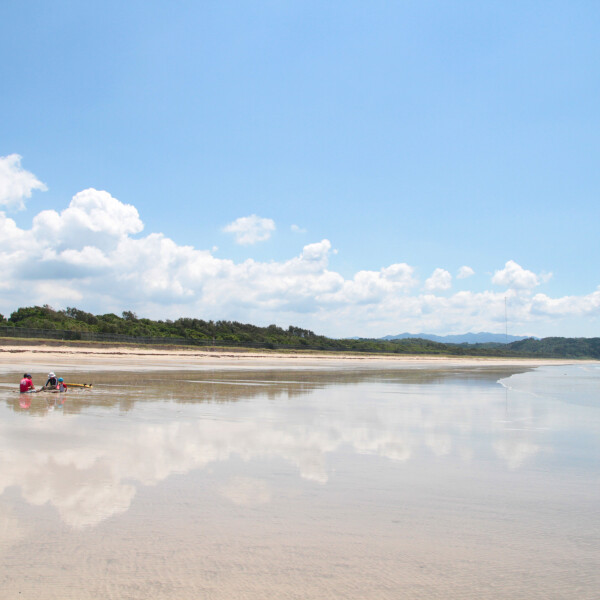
[[0, 364, 598, 599]]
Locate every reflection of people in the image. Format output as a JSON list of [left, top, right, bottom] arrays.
[[19, 396, 32, 409], [43, 372, 58, 390], [20, 373, 35, 393]]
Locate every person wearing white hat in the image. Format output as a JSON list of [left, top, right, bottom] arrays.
[[42, 372, 59, 390]]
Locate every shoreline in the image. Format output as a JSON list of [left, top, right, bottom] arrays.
[[0, 341, 592, 372]]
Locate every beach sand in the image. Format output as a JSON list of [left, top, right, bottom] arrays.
[[1, 342, 598, 599], [0, 340, 582, 373]]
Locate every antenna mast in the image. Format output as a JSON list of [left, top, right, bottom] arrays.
[[505, 297, 508, 343]]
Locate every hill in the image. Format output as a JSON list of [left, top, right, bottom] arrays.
[[381, 332, 530, 344], [1, 305, 599, 359]]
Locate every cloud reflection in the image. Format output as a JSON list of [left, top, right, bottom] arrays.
[[0, 366, 588, 530]]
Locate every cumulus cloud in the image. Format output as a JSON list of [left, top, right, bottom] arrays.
[[424, 268, 452, 291], [223, 214, 275, 245], [0, 163, 597, 336], [492, 260, 541, 290], [291, 224, 307, 234], [0, 186, 595, 335], [530, 288, 600, 317], [0, 154, 47, 210], [52, 188, 142, 237], [327, 263, 417, 306], [457, 265, 475, 279]]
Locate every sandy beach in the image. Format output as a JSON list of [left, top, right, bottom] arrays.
[[1, 342, 599, 599], [0, 340, 585, 373]]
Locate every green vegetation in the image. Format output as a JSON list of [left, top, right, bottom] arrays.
[[2, 305, 600, 358], [3, 305, 331, 347]]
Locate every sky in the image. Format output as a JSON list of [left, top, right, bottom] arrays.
[[1, 1, 599, 338]]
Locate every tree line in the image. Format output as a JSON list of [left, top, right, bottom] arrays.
[[1, 305, 599, 358]]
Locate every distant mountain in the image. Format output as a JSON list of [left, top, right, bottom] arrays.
[[380, 332, 531, 344]]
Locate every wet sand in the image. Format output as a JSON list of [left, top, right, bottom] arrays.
[[1, 345, 598, 599]]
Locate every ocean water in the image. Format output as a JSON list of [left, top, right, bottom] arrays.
[[0, 364, 598, 599]]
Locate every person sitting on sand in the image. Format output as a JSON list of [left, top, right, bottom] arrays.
[[42, 372, 59, 390], [20, 373, 35, 393], [57, 377, 68, 392]]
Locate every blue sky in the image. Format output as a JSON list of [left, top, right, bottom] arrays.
[[1, 1, 599, 337]]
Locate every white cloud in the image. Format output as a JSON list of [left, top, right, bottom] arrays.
[[223, 214, 275, 245], [56, 188, 143, 237], [457, 265, 475, 279], [0, 154, 47, 210], [0, 164, 598, 337], [291, 224, 306, 234], [530, 288, 600, 316], [424, 268, 452, 291], [492, 260, 542, 290], [0, 188, 596, 336], [327, 263, 417, 306]]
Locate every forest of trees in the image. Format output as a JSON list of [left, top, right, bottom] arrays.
[[1, 305, 600, 359]]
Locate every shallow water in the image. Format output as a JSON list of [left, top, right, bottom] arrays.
[[0, 364, 598, 599]]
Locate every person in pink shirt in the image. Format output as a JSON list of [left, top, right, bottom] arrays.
[[20, 373, 35, 393]]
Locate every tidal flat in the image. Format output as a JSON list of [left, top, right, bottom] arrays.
[[0, 358, 598, 599]]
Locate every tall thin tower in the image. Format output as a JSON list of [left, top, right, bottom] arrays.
[[505, 297, 508, 343]]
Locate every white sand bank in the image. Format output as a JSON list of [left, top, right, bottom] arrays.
[[0, 341, 589, 373]]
